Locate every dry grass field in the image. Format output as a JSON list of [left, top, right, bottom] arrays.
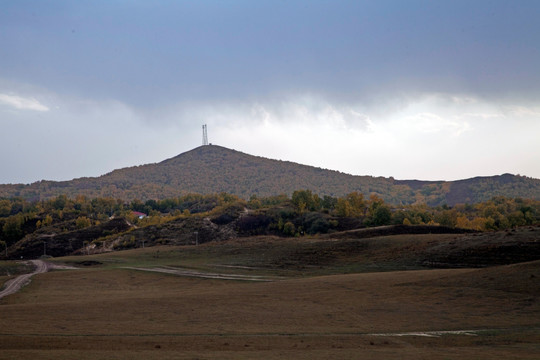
[[1, 232, 539, 359]]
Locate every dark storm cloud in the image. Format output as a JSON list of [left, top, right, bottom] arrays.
[[1, 1, 539, 109]]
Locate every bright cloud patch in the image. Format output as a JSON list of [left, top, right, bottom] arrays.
[[1, 88, 539, 183], [0, 93, 49, 112], [403, 112, 471, 136], [502, 106, 540, 118]]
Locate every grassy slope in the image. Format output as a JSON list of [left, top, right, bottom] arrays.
[[43, 224, 540, 276], [0, 232, 539, 359]]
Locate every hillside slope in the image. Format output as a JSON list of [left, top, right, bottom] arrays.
[[1, 145, 540, 205]]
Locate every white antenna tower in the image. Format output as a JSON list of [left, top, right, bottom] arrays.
[[202, 124, 209, 146]]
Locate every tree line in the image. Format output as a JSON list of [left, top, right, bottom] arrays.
[[1, 191, 539, 251]]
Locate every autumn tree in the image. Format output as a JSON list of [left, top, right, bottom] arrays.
[[346, 192, 365, 216], [75, 216, 92, 229], [292, 190, 319, 213], [247, 195, 262, 209], [335, 198, 352, 217], [334, 192, 365, 217], [0, 200, 11, 217], [435, 209, 458, 227], [365, 194, 391, 226]]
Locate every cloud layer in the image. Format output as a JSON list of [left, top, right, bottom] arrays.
[[1, 1, 539, 184]]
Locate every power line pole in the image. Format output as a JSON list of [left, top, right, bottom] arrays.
[[202, 124, 208, 146]]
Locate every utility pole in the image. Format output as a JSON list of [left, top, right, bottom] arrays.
[[43, 241, 47, 257], [194, 231, 198, 246]]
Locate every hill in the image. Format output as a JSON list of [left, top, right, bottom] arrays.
[[1, 145, 540, 205]]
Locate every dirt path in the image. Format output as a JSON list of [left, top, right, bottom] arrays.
[[125, 266, 275, 282], [0, 260, 49, 300], [369, 329, 480, 337]]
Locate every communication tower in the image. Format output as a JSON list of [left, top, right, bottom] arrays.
[[202, 124, 209, 146]]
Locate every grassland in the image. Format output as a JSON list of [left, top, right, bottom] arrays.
[[0, 231, 539, 359]]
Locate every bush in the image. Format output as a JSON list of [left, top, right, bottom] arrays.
[[283, 222, 295, 236]]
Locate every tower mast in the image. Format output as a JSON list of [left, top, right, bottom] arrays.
[[202, 124, 208, 146]]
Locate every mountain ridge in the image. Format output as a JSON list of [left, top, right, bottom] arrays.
[[1, 145, 540, 206]]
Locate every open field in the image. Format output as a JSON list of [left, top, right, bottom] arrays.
[[1, 232, 539, 359]]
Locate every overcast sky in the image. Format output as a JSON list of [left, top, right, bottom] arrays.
[[1, 0, 540, 184]]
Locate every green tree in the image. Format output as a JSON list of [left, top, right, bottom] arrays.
[[435, 209, 458, 227], [2, 214, 23, 244], [292, 190, 315, 213], [372, 205, 392, 226], [364, 195, 391, 226], [52, 195, 68, 210], [321, 195, 337, 211]]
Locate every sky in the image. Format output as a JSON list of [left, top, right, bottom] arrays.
[[1, 0, 540, 184]]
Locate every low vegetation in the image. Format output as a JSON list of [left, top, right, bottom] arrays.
[[1, 190, 539, 259]]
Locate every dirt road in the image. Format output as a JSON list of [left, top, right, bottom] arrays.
[[0, 260, 49, 300], [125, 266, 275, 281]]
